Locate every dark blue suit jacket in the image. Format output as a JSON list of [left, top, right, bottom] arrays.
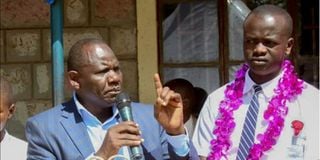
[[26, 99, 199, 160]]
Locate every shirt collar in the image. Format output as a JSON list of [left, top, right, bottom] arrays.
[[73, 92, 119, 127], [243, 69, 284, 99]]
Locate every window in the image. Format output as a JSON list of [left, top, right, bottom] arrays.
[[157, 0, 249, 94], [157, 0, 319, 95]]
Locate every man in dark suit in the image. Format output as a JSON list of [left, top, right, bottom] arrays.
[[26, 38, 198, 160]]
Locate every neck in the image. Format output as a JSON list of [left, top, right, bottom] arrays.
[[86, 106, 114, 123], [75, 93, 115, 122], [249, 70, 281, 84]]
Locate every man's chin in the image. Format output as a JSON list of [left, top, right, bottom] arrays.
[[249, 63, 269, 73], [103, 98, 116, 106]]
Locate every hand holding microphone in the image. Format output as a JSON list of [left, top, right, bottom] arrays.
[[116, 92, 144, 160], [94, 92, 144, 160]]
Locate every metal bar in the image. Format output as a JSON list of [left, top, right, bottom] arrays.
[[50, 0, 64, 105]]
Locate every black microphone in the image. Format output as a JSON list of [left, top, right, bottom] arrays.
[[116, 92, 144, 160]]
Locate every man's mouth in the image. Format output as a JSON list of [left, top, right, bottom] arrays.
[[251, 58, 267, 65], [105, 88, 121, 96]]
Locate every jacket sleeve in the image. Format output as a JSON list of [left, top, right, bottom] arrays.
[[26, 118, 57, 160], [167, 138, 200, 160]]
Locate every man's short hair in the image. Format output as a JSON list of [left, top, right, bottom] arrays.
[[245, 4, 293, 37], [67, 38, 106, 71]]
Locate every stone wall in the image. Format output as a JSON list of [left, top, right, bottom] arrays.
[[0, 0, 137, 139]]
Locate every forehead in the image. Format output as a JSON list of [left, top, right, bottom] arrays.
[[244, 14, 287, 37], [85, 43, 119, 64]]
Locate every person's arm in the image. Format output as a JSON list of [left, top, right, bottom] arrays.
[[153, 73, 199, 159], [153, 73, 185, 135], [26, 119, 57, 160], [167, 134, 200, 160]]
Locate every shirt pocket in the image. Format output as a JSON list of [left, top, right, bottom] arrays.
[[287, 134, 306, 160]]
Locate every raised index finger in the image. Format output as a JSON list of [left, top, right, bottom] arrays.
[[153, 73, 163, 96]]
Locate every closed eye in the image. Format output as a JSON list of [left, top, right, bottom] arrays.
[[262, 40, 278, 48], [95, 68, 110, 75]]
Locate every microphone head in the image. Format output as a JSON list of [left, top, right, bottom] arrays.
[[116, 92, 131, 109]]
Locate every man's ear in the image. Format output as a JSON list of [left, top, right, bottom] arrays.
[[285, 37, 294, 56], [7, 104, 16, 119], [67, 70, 80, 90]]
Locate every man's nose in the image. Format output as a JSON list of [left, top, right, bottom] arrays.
[[254, 42, 267, 55], [107, 70, 121, 82]]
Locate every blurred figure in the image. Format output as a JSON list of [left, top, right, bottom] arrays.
[[192, 87, 208, 119], [0, 77, 27, 160], [164, 78, 196, 138]]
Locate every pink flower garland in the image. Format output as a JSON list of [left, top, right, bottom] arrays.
[[208, 60, 304, 160]]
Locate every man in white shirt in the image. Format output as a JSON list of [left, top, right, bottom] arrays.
[[192, 4, 319, 160], [0, 77, 28, 160]]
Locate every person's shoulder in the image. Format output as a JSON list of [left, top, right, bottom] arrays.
[[298, 81, 320, 99], [302, 81, 319, 93], [27, 102, 66, 122], [296, 81, 319, 105], [207, 82, 230, 98], [6, 133, 27, 147]]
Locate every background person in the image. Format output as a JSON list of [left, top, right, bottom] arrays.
[[164, 78, 196, 138], [191, 87, 207, 119], [0, 77, 28, 160]]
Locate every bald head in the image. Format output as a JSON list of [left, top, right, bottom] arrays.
[[67, 38, 114, 71], [0, 77, 14, 106], [244, 5, 293, 38]]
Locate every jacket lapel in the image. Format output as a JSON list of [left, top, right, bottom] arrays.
[[59, 100, 95, 158]]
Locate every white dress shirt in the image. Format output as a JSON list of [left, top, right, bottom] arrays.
[[192, 70, 320, 160], [0, 130, 28, 160]]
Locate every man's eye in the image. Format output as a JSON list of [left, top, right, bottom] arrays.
[[246, 39, 255, 44], [263, 41, 277, 48], [114, 67, 120, 72], [97, 69, 109, 75]]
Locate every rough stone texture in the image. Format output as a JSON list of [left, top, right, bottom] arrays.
[[43, 28, 108, 61], [91, 0, 136, 26], [120, 60, 138, 101], [33, 62, 73, 100], [0, 0, 50, 28], [0, 64, 32, 100], [65, 0, 88, 26], [33, 63, 52, 99], [110, 27, 137, 56], [0, 30, 4, 63], [6, 30, 41, 62], [7, 100, 52, 140]]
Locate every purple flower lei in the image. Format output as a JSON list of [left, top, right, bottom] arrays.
[[208, 60, 304, 160]]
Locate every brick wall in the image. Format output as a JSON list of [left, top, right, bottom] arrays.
[[0, 0, 137, 139]]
